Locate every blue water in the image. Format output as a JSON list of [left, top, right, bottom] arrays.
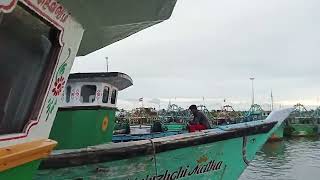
[[239, 137, 320, 180]]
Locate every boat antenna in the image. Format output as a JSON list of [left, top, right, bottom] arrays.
[[105, 57, 109, 72]]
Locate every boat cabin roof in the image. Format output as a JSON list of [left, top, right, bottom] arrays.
[[59, 0, 177, 55], [68, 72, 133, 91]]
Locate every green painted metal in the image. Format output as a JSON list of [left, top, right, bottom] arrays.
[[37, 132, 270, 180], [285, 124, 318, 137], [49, 108, 116, 149], [0, 160, 40, 180]]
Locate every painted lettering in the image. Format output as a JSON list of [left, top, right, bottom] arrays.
[[36, 0, 68, 23], [133, 160, 224, 180], [170, 171, 178, 180]]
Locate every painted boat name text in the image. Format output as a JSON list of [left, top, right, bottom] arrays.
[[131, 160, 223, 180]]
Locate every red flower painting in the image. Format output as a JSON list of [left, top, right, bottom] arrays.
[[52, 77, 65, 96]]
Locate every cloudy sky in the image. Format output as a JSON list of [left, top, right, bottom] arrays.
[[71, 0, 320, 110]]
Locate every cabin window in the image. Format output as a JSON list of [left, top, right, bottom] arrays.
[[111, 89, 117, 104], [66, 86, 71, 103], [0, 4, 59, 135], [80, 85, 96, 103], [102, 86, 110, 103]]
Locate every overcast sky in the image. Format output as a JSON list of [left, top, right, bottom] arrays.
[[71, 0, 320, 110]]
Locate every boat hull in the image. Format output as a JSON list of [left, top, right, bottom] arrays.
[[0, 160, 40, 180], [37, 133, 270, 180], [38, 121, 276, 180], [0, 139, 56, 180], [49, 108, 116, 149], [284, 124, 318, 137], [38, 109, 292, 180]]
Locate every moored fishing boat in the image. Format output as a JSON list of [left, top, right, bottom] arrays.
[[311, 106, 320, 134], [39, 110, 291, 180], [215, 105, 243, 125], [284, 103, 318, 137], [37, 104, 292, 180], [49, 72, 133, 149], [113, 104, 188, 143], [0, 0, 177, 179]]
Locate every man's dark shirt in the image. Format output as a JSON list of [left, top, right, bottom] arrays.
[[191, 111, 211, 129]]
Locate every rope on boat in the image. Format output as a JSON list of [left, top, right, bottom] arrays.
[[148, 138, 158, 176]]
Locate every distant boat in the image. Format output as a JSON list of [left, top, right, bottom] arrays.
[[284, 103, 318, 137], [215, 105, 243, 125]]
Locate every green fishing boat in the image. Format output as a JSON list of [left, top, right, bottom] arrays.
[[284, 103, 318, 137], [49, 72, 133, 149], [36, 70, 293, 180], [38, 108, 291, 180]]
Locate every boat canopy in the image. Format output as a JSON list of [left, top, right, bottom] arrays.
[[59, 0, 177, 56], [68, 72, 133, 91]]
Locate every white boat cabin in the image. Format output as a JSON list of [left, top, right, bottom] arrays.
[[60, 72, 133, 109]]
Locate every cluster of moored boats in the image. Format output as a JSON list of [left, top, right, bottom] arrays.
[[113, 102, 320, 144]]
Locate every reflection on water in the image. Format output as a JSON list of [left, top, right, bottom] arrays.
[[240, 137, 320, 180]]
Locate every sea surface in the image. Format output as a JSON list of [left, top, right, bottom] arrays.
[[239, 137, 320, 180]]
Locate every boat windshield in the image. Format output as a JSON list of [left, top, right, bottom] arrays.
[[0, 4, 59, 135]]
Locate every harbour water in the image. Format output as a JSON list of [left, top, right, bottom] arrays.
[[239, 137, 320, 180]]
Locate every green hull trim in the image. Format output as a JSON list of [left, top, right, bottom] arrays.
[[37, 133, 269, 180], [0, 160, 40, 180], [49, 108, 116, 149], [284, 124, 318, 137], [165, 123, 186, 132]]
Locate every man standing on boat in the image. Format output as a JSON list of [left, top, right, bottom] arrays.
[[188, 105, 211, 132]]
